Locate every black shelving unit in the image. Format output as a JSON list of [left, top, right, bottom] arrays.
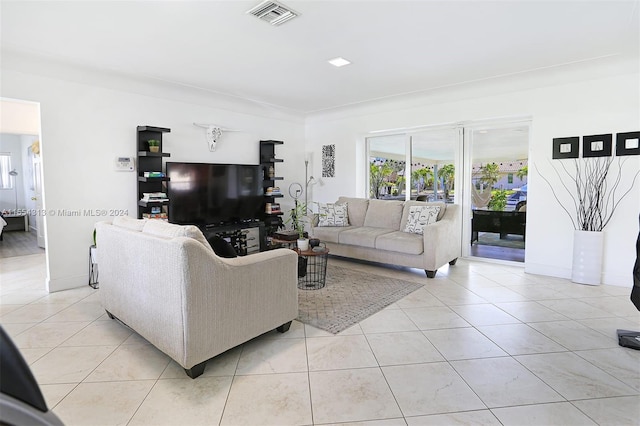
[[260, 140, 284, 239], [137, 126, 171, 219]]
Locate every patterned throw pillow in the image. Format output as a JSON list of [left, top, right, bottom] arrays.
[[403, 205, 441, 235], [317, 203, 350, 227]]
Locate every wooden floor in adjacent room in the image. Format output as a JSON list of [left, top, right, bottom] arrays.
[[0, 230, 44, 258]]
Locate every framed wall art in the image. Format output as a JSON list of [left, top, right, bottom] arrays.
[[616, 131, 640, 156], [322, 144, 335, 177], [552, 137, 579, 159], [583, 134, 612, 158]]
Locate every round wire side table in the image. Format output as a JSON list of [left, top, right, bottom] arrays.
[[297, 245, 329, 290]]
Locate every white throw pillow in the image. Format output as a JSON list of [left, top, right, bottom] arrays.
[[317, 203, 350, 227], [403, 205, 441, 235]]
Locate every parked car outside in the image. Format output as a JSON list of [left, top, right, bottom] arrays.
[[506, 188, 527, 211]]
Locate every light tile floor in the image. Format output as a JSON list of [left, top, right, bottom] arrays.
[[1, 253, 639, 425]]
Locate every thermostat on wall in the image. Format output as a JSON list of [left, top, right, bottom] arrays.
[[115, 156, 134, 172]]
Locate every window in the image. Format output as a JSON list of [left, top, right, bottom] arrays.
[[0, 154, 13, 189], [367, 127, 459, 202], [508, 173, 513, 184]]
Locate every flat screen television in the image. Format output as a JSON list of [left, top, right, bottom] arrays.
[[166, 162, 263, 226]]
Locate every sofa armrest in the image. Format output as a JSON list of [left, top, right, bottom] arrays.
[[422, 204, 461, 270], [182, 245, 299, 366]]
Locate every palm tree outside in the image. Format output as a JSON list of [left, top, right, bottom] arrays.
[[437, 164, 455, 201], [480, 163, 501, 189]]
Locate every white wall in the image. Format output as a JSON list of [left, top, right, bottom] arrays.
[[1, 61, 306, 292], [306, 71, 640, 287]]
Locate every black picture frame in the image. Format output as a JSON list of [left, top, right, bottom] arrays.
[[616, 131, 640, 156], [583, 134, 612, 158], [552, 137, 579, 159]]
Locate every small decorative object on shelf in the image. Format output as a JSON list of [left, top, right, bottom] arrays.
[[148, 139, 160, 153]]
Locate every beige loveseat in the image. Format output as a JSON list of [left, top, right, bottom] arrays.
[[311, 197, 461, 278], [96, 217, 298, 378]]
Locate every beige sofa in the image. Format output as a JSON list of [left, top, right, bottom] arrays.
[[96, 217, 298, 378], [311, 197, 461, 278]]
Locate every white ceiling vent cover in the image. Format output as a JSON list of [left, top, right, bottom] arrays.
[[246, 0, 299, 26]]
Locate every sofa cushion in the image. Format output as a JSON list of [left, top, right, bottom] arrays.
[[363, 199, 404, 230], [142, 220, 213, 252], [376, 231, 424, 255], [339, 227, 393, 248], [312, 226, 354, 243], [317, 203, 350, 227], [113, 216, 147, 231], [400, 201, 446, 230], [337, 197, 369, 227], [403, 205, 441, 235]]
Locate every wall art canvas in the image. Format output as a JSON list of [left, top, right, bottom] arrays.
[[322, 144, 335, 177], [616, 131, 640, 156], [552, 137, 579, 159], [583, 134, 612, 158]]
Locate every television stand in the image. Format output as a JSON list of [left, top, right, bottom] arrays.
[[201, 221, 265, 256]]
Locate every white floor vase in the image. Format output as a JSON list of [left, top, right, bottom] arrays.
[[571, 230, 604, 285]]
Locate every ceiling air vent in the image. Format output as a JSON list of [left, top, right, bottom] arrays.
[[246, 0, 299, 26]]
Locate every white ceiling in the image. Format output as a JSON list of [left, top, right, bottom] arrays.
[[1, 1, 638, 114]]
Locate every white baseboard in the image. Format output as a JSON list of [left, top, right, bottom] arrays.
[[524, 263, 632, 287], [524, 263, 571, 279], [47, 274, 89, 293]]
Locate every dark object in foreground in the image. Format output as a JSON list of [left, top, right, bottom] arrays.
[[618, 213, 640, 351], [0, 326, 64, 425]]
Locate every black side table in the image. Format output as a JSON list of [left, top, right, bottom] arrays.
[[297, 245, 329, 290]]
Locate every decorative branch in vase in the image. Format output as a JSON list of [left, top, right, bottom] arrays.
[[538, 157, 639, 232], [537, 156, 640, 285]]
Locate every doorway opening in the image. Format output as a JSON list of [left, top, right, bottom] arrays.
[[0, 98, 45, 259], [466, 123, 529, 263]]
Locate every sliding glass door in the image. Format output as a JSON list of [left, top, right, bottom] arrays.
[[465, 122, 530, 262], [410, 128, 461, 203]]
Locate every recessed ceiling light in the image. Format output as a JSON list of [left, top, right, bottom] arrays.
[[478, 130, 488, 134], [328, 57, 351, 67]]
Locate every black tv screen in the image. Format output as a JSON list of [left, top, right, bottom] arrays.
[[166, 162, 263, 226]]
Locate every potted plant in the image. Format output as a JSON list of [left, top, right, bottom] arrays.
[[488, 189, 508, 211], [148, 139, 160, 153], [288, 201, 309, 251]]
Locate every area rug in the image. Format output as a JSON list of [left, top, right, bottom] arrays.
[[297, 264, 424, 334]]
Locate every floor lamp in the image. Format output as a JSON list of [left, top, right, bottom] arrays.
[[9, 170, 18, 212], [304, 160, 315, 207]]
